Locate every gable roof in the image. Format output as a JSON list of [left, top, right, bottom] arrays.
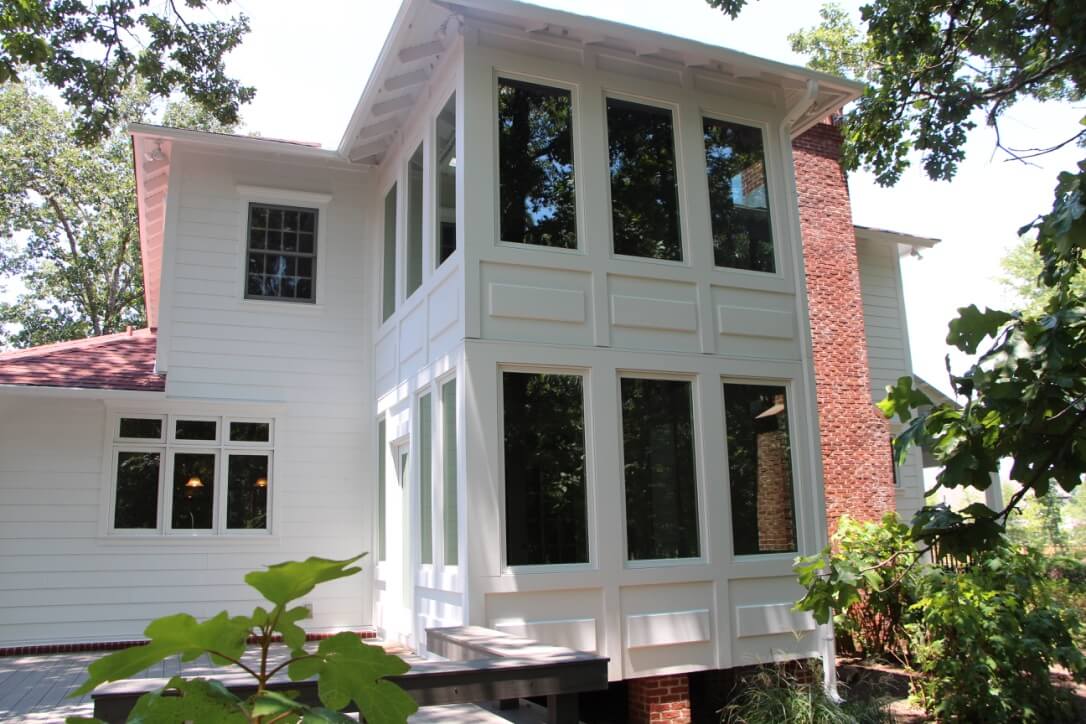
[[0, 328, 164, 392]]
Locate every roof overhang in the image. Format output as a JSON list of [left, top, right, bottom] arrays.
[[854, 224, 940, 257], [337, 0, 865, 164]]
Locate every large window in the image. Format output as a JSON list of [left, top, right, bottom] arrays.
[[377, 418, 387, 562], [406, 144, 424, 297], [441, 378, 458, 566], [724, 383, 797, 555], [607, 99, 682, 261], [419, 393, 433, 565], [111, 415, 273, 534], [436, 94, 457, 266], [497, 78, 577, 249], [620, 378, 699, 560], [502, 372, 589, 566], [382, 185, 397, 323], [246, 203, 317, 302], [703, 118, 775, 272]]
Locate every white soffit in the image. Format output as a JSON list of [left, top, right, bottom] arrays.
[[854, 225, 940, 257], [336, 0, 865, 164]]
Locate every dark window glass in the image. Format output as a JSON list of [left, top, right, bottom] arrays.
[[704, 118, 775, 272], [436, 95, 457, 265], [407, 144, 424, 296], [119, 417, 162, 439], [503, 372, 588, 566], [621, 378, 699, 560], [378, 419, 387, 562], [114, 452, 160, 529], [725, 384, 796, 555], [607, 99, 682, 261], [246, 203, 317, 302], [382, 185, 397, 322], [497, 78, 576, 248], [172, 453, 215, 530], [176, 419, 216, 441], [229, 421, 270, 443], [419, 394, 433, 565], [442, 379, 458, 565], [227, 455, 269, 529]]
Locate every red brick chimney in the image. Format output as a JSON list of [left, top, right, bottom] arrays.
[[792, 120, 896, 533]]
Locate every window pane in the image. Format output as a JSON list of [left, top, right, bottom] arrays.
[[503, 372, 588, 566], [171, 453, 215, 530], [419, 394, 433, 565], [497, 78, 576, 248], [704, 118, 775, 272], [621, 378, 699, 560], [246, 204, 317, 302], [607, 99, 682, 261], [227, 455, 269, 530], [436, 94, 457, 265], [378, 419, 387, 562], [407, 144, 424, 296], [230, 421, 270, 443], [175, 419, 216, 441], [114, 451, 160, 529], [442, 379, 458, 565], [725, 384, 797, 554], [119, 417, 161, 440], [382, 185, 397, 322]]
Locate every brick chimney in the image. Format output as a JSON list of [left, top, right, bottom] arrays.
[[792, 120, 896, 533]]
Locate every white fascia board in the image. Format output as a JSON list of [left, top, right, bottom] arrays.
[[0, 384, 166, 401]]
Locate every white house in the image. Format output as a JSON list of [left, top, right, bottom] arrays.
[[0, 0, 935, 720]]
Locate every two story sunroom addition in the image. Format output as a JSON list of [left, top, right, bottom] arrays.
[[356, 0, 861, 682]]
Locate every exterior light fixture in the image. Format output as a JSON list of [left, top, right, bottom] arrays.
[[185, 476, 204, 488]]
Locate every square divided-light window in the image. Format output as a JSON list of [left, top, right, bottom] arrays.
[[620, 377, 700, 560], [246, 203, 317, 302], [703, 117, 775, 272], [497, 78, 577, 249], [724, 383, 797, 555], [607, 98, 683, 261], [111, 415, 273, 534], [502, 371, 589, 566]]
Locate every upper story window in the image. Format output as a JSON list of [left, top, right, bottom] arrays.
[[436, 94, 457, 266], [382, 184, 397, 323], [703, 117, 775, 273], [111, 415, 273, 535], [497, 78, 577, 249], [406, 144, 424, 297], [607, 98, 683, 262], [246, 203, 317, 302]]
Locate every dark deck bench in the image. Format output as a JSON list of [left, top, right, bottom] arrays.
[[92, 626, 608, 723]]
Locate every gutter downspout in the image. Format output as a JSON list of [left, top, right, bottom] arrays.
[[783, 79, 820, 136]]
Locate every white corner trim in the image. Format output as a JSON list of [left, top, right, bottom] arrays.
[[235, 185, 334, 206]]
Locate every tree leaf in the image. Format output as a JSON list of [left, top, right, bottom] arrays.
[[126, 677, 248, 724], [245, 554, 366, 607]]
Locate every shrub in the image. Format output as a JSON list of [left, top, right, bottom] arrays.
[[66, 554, 416, 724], [907, 547, 1086, 722], [720, 662, 891, 724]]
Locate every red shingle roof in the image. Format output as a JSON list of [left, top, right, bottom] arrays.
[[0, 328, 164, 392]]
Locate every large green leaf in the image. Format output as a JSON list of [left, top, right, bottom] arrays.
[[71, 612, 252, 696], [289, 632, 416, 724], [245, 554, 366, 606], [126, 677, 248, 724]]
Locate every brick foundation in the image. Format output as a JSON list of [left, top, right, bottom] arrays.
[[628, 673, 692, 723], [793, 121, 896, 533]]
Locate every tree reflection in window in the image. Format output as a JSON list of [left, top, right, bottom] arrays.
[[114, 451, 160, 529], [503, 372, 588, 565], [607, 98, 682, 261], [704, 118, 775, 272], [497, 78, 577, 248], [227, 455, 268, 530], [172, 453, 215, 529]]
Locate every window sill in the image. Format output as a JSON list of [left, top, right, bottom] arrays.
[[100, 532, 277, 545]]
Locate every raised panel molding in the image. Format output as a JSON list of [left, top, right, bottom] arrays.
[[612, 295, 698, 333], [717, 306, 794, 339], [488, 283, 586, 324], [492, 617, 598, 653], [625, 609, 711, 648], [734, 603, 816, 639]]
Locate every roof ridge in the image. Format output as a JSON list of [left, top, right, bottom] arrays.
[[0, 328, 155, 361]]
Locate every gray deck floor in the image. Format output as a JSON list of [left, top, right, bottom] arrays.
[[0, 644, 550, 723]]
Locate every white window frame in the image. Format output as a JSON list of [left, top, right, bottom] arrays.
[[107, 413, 275, 538]]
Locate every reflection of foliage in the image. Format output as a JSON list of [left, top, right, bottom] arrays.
[[497, 79, 576, 248], [608, 99, 682, 261], [115, 452, 161, 529], [621, 378, 699, 560], [227, 455, 268, 530], [503, 372, 587, 565], [704, 118, 775, 272], [172, 453, 216, 529]]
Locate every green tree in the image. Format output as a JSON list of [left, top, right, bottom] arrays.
[[1001, 234, 1086, 316], [0, 81, 234, 348], [0, 0, 254, 145]]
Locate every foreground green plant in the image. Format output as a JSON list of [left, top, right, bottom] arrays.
[[721, 662, 891, 724], [67, 553, 416, 724]]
